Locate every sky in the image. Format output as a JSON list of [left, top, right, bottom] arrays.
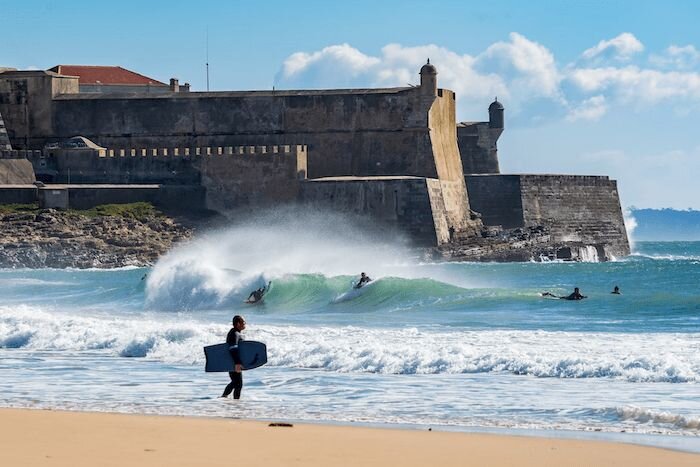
[[3, 0, 700, 209]]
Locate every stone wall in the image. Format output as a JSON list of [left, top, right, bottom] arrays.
[[194, 144, 307, 212], [0, 108, 12, 150], [519, 175, 629, 257], [0, 186, 36, 203], [465, 175, 523, 227], [0, 71, 78, 148], [19, 143, 306, 211], [299, 176, 446, 246], [427, 90, 476, 236], [0, 71, 445, 179], [0, 149, 36, 184], [465, 174, 630, 258], [457, 122, 501, 174]]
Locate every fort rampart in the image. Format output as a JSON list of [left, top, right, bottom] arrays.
[[0, 64, 630, 256], [466, 174, 630, 259]]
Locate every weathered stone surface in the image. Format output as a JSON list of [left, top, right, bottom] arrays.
[[465, 174, 630, 259], [0, 209, 194, 268]]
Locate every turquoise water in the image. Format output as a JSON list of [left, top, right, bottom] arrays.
[[1, 231, 699, 449]]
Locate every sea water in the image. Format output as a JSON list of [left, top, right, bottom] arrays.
[[0, 215, 699, 450]]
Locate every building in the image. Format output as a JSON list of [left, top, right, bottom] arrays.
[[0, 62, 629, 259]]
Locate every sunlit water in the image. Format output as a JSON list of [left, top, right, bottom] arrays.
[[1, 214, 698, 451]]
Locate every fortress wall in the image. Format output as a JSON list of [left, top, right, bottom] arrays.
[[30, 147, 200, 184], [518, 175, 630, 256], [37, 89, 442, 180], [466, 174, 630, 257], [0, 150, 37, 184], [427, 90, 478, 235], [0, 108, 12, 150], [0, 186, 36, 204], [299, 177, 443, 246], [465, 175, 524, 227], [457, 123, 501, 174], [194, 145, 307, 212], [29, 144, 305, 189], [0, 159, 36, 184], [0, 72, 78, 148]]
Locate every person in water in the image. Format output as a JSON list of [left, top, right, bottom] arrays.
[[247, 282, 270, 303], [611, 285, 621, 294], [355, 272, 372, 289], [221, 315, 246, 399], [562, 287, 586, 300]]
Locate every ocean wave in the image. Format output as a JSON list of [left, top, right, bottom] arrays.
[[1, 307, 698, 383], [629, 253, 700, 262], [603, 406, 700, 430]]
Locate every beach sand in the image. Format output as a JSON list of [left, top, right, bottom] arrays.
[[1, 408, 697, 466]]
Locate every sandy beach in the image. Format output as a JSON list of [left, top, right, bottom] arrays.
[[0, 408, 697, 466]]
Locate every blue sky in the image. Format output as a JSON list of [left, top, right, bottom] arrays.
[[3, 0, 700, 209]]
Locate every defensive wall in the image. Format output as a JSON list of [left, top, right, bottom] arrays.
[[0, 108, 11, 150], [456, 99, 504, 175], [3, 143, 307, 213], [300, 176, 452, 245], [0, 64, 631, 256], [0, 64, 479, 240], [0, 70, 451, 180], [465, 174, 630, 259], [0, 148, 35, 184]]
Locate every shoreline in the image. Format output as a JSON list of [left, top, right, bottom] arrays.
[[1, 408, 698, 466]]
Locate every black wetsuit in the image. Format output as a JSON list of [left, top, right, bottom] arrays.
[[222, 328, 243, 399]]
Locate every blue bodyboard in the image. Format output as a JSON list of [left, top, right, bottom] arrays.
[[204, 340, 268, 372]]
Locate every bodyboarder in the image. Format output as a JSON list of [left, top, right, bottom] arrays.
[[221, 315, 246, 399], [354, 272, 372, 289]]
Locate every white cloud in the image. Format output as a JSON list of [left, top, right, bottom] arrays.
[[476, 32, 562, 101], [649, 45, 700, 70], [581, 33, 644, 61], [567, 66, 700, 103], [275, 33, 700, 124], [566, 95, 607, 121], [275, 35, 561, 118]]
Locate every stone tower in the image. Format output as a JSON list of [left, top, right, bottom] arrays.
[[488, 98, 504, 129], [419, 59, 438, 96]]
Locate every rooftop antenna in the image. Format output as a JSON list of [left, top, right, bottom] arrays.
[[206, 28, 210, 92]]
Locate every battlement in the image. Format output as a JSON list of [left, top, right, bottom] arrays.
[[1, 149, 43, 159], [98, 144, 307, 158]]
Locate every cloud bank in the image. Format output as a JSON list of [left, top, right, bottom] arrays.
[[274, 32, 700, 122]]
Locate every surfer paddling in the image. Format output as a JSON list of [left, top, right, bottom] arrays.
[[541, 287, 587, 300], [221, 315, 246, 399]]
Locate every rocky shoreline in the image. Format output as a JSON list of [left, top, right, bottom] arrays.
[[0, 207, 606, 269], [0, 208, 195, 269]]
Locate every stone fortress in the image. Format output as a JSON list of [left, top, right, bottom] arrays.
[[0, 62, 630, 261]]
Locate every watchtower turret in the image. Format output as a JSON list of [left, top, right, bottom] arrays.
[[488, 98, 504, 129], [419, 59, 437, 96]]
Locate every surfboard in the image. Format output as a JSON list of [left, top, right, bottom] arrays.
[[203, 341, 268, 372]]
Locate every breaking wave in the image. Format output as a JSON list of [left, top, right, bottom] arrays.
[[2, 306, 698, 383], [604, 406, 700, 431]]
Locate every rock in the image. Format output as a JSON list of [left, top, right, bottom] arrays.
[[0, 210, 195, 268]]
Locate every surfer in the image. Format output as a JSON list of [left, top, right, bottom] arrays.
[[247, 281, 271, 303], [562, 287, 586, 300], [221, 315, 246, 399], [611, 285, 621, 294], [354, 272, 372, 289], [540, 287, 587, 300]]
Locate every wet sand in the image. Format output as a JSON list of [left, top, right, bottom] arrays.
[[1, 408, 698, 466]]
